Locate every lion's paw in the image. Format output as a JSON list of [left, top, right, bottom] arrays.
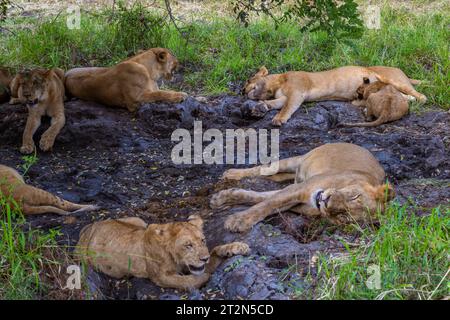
[[176, 92, 188, 102], [210, 188, 242, 210], [215, 242, 250, 257], [272, 114, 288, 126], [224, 212, 254, 233], [20, 144, 35, 155], [39, 135, 54, 152], [221, 169, 245, 180]]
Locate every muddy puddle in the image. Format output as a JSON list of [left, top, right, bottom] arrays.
[[0, 96, 448, 299]]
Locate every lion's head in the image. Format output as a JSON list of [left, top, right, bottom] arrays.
[[149, 48, 179, 81], [243, 66, 277, 100], [357, 78, 387, 100], [311, 182, 395, 224], [145, 215, 210, 275], [14, 68, 59, 105]]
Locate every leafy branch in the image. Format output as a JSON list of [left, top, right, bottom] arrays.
[[232, 0, 364, 40]]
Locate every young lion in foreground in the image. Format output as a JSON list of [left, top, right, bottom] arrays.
[[76, 215, 250, 290], [0, 164, 98, 215], [244, 66, 425, 126], [9, 68, 66, 154], [342, 79, 409, 127], [65, 48, 188, 112], [211, 143, 395, 233]]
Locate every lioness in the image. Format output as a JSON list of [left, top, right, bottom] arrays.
[[65, 48, 188, 112], [244, 66, 426, 126], [0, 164, 98, 215], [0, 67, 12, 103], [342, 79, 409, 127], [76, 215, 250, 290], [211, 143, 395, 233], [9, 68, 66, 154]]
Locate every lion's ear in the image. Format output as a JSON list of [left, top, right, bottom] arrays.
[[156, 50, 168, 63], [363, 77, 370, 84], [375, 183, 395, 202], [256, 66, 269, 77], [187, 215, 204, 229]]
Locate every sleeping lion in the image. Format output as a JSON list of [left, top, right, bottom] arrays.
[[243, 65, 426, 126], [211, 143, 395, 233], [342, 78, 410, 127], [0, 164, 98, 215]]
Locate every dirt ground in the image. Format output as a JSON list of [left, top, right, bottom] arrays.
[[0, 94, 449, 299]]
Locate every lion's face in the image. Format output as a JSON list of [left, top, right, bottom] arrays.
[[357, 79, 386, 100], [152, 48, 179, 81], [311, 183, 395, 224], [16, 69, 49, 105], [243, 66, 275, 100], [151, 215, 210, 275]]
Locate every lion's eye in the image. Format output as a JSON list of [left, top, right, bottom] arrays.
[[350, 194, 361, 201], [185, 243, 193, 249]]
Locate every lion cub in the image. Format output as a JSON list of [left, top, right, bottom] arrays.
[[76, 215, 250, 290], [343, 78, 409, 127], [0, 164, 98, 215], [9, 68, 66, 154]]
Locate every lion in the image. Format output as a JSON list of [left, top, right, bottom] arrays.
[[64, 48, 188, 112], [0, 164, 98, 215], [75, 215, 250, 290], [9, 68, 66, 154], [0, 67, 13, 103], [210, 143, 395, 233], [243, 65, 426, 126], [342, 78, 409, 127]]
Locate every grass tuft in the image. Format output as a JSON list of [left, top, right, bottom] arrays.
[[314, 204, 449, 300]]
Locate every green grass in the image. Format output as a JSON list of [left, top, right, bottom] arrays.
[[0, 192, 61, 299], [0, 3, 448, 108], [313, 204, 449, 300]]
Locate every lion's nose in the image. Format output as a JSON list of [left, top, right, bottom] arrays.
[[200, 256, 210, 263]]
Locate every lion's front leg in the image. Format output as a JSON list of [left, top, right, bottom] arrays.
[[224, 183, 309, 233], [153, 272, 210, 290], [206, 242, 250, 273], [39, 111, 65, 152], [140, 89, 188, 104], [21, 110, 42, 154], [264, 95, 287, 110], [210, 188, 281, 210], [272, 93, 304, 126]]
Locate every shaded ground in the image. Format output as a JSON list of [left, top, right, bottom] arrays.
[[0, 96, 449, 299]]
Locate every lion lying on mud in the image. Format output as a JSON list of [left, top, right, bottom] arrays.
[[76, 215, 250, 290], [243, 66, 426, 126], [342, 78, 409, 127], [211, 143, 395, 233], [0, 67, 12, 103], [65, 48, 188, 112], [0, 164, 98, 215], [9, 68, 66, 154]]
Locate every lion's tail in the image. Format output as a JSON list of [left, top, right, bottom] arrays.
[[21, 185, 99, 215], [341, 116, 387, 128]]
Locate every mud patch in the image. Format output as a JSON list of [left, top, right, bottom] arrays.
[[0, 96, 448, 299]]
